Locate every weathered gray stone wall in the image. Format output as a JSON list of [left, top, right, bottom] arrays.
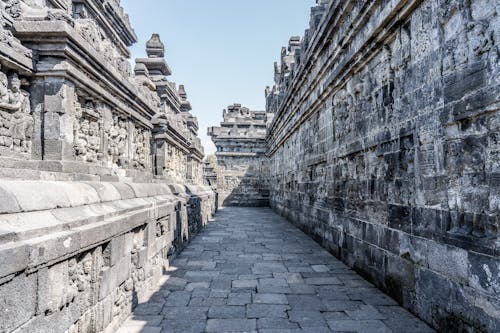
[[215, 153, 270, 207], [267, 0, 499, 331]]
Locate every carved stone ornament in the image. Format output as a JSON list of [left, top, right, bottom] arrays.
[[73, 96, 102, 163], [0, 71, 33, 154]]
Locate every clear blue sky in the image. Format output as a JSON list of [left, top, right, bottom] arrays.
[[121, 0, 315, 155]]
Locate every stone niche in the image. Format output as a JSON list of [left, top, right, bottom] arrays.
[[0, 1, 215, 333], [0, 70, 33, 158], [265, 0, 499, 332]]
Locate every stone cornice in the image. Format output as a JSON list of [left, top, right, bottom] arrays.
[[153, 128, 191, 154], [75, 0, 137, 54], [0, 42, 33, 74], [136, 57, 172, 76], [215, 152, 264, 157], [156, 81, 182, 112], [13, 20, 158, 123]]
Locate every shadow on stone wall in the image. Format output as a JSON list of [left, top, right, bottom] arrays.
[[218, 168, 270, 207]]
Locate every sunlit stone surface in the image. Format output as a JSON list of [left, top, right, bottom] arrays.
[[0, 1, 215, 332]]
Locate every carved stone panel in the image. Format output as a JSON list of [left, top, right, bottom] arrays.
[[0, 71, 33, 156], [131, 126, 150, 169], [107, 114, 128, 168], [73, 96, 103, 163]]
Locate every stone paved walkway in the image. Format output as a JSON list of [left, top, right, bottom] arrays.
[[117, 207, 434, 333]]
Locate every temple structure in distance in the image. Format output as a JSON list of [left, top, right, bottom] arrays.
[[208, 0, 500, 331], [208, 103, 273, 206]]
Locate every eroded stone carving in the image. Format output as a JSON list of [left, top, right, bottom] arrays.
[[67, 251, 96, 313], [263, 0, 500, 331], [0, 72, 32, 154], [73, 98, 102, 163], [7, 0, 71, 22], [132, 127, 149, 169], [107, 115, 128, 167]]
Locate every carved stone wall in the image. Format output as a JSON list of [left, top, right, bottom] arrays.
[[0, 181, 215, 333], [209, 104, 273, 206], [0, 1, 215, 332], [266, 0, 499, 331]]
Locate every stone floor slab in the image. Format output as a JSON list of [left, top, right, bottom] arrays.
[[116, 207, 434, 333]]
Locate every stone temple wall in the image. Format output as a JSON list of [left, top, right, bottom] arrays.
[[0, 1, 215, 332], [208, 103, 272, 206], [266, 0, 499, 331]]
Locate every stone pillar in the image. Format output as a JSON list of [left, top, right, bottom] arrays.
[[40, 77, 76, 161], [153, 139, 166, 176]]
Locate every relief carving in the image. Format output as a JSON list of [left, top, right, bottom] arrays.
[[132, 127, 149, 169], [107, 115, 128, 167], [0, 72, 33, 154], [440, 7, 495, 72], [332, 89, 348, 141], [467, 21, 492, 57], [7, 0, 72, 22], [73, 98, 102, 163], [67, 252, 95, 309], [1, 1, 33, 58], [74, 10, 133, 79]]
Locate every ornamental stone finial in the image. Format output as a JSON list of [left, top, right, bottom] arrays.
[[146, 33, 165, 58]]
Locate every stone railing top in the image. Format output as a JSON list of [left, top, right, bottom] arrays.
[[0, 180, 214, 279], [0, 180, 174, 215]]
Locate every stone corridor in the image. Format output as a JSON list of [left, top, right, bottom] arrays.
[[117, 207, 434, 333]]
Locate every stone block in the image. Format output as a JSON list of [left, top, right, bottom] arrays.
[[37, 261, 69, 315], [0, 181, 70, 212], [206, 319, 256, 332], [0, 243, 29, 279], [14, 300, 81, 333], [84, 182, 121, 202], [26, 230, 82, 268], [61, 182, 100, 207], [111, 183, 136, 200], [0, 273, 37, 332], [99, 254, 131, 301], [246, 304, 289, 318], [253, 293, 288, 305], [427, 242, 469, 284], [0, 186, 21, 214], [160, 320, 207, 333], [327, 319, 391, 332], [163, 306, 208, 320], [288, 310, 326, 327], [110, 234, 127, 267]]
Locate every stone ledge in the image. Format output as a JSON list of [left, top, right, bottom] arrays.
[[0, 180, 173, 214], [0, 180, 215, 280]]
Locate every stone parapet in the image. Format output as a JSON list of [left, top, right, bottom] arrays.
[[266, 0, 499, 331], [0, 180, 215, 333], [0, 1, 216, 332]]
